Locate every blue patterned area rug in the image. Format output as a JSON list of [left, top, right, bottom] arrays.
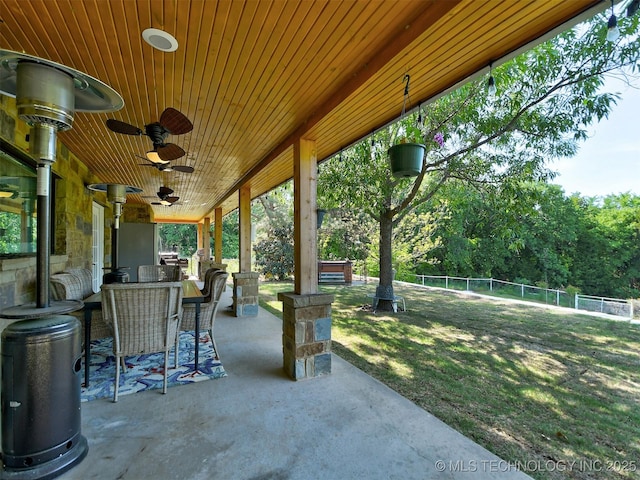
[[81, 331, 227, 402]]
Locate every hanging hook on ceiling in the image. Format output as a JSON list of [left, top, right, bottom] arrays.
[[401, 74, 411, 116]]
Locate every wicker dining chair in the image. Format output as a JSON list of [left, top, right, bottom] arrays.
[[198, 267, 221, 297], [181, 270, 228, 360], [137, 264, 182, 282], [101, 281, 183, 402]]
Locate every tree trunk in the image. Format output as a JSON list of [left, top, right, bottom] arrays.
[[375, 211, 395, 311]]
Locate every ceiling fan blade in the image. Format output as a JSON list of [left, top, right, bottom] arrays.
[[106, 119, 142, 135], [166, 196, 180, 203], [157, 143, 185, 161], [172, 165, 194, 173], [159, 108, 193, 135]]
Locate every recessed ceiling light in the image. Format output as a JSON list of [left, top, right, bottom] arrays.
[[142, 28, 178, 52]]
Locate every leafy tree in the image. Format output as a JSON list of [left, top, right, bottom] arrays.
[[218, 210, 239, 259], [254, 224, 294, 280], [486, 183, 583, 288], [318, 13, 640, 310], [254, 182, 293, 229], [318, 209, 374, 263], [158, 223, 197, 257], [0, 211, 23, 254], [571, 194, 640, 297]]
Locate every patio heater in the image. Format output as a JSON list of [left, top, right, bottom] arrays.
[[0, 49, 123, 479], [87, 183, 143, 283]]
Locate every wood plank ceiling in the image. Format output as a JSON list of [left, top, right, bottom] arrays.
[[0, 0, 606, 222]]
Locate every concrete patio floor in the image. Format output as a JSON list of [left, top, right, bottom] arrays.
[[49, 286, 531, 480]]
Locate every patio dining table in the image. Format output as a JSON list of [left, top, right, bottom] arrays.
[[82, 279, 204, 387]]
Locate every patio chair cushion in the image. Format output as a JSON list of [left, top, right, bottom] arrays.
[[64, 267, 95, 298], [50, 269, 111, 341], [50, 273, 85, 301]]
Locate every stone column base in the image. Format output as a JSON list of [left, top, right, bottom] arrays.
[[278, 292, 334, 380], [232, 272, 259, 317]]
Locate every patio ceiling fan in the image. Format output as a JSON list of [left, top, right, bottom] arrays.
[[148, 186, 181, 206], [106, 107, 193, 162]]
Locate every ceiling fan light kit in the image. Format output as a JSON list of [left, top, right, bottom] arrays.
[[146, 150, 169, 164]]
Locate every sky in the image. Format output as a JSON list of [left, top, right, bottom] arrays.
[[550, 77, 639, 198]]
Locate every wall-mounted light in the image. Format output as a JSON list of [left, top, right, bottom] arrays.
[[607, 0, 620, 42]]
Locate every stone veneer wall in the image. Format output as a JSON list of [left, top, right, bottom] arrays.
[[0, 94, 154, 309], [122, 204, 154, 224], [278, 292, 334, 380]]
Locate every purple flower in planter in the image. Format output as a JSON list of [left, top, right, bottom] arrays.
[[433, 132, 444, 147]]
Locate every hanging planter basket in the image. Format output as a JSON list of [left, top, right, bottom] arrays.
[[388, 142, 425, 178]]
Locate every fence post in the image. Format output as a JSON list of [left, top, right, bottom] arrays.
[[575, 293, 579, 310], [490, 278, 493, 291], [445, 276, 449, 289], [521, 284, 524, 298], [467, 278, 470, 291], [556, 290, 560, 306]]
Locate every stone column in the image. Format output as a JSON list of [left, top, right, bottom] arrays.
[[232, 271, 259, 317], [278, 292, 334, 380]]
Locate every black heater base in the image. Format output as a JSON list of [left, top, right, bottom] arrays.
[[1, 436, 88, 480], [102, 268, 129, 284], [1, 316, 88, 480]]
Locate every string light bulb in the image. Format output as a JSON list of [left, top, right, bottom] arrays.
[[487, 63, 497, 97], [606, 0, 620, 42]]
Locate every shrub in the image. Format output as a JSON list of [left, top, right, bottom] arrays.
[[253, 224, 294, 280]]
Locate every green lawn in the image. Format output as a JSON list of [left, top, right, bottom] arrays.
[[259, 281, 640, 480]]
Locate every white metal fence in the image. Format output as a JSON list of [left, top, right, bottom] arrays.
[[413, 275, 634, 319], [574, 294, 633, 318]]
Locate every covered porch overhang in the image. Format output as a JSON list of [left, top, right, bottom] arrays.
[[0, 0, 609, 223]]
